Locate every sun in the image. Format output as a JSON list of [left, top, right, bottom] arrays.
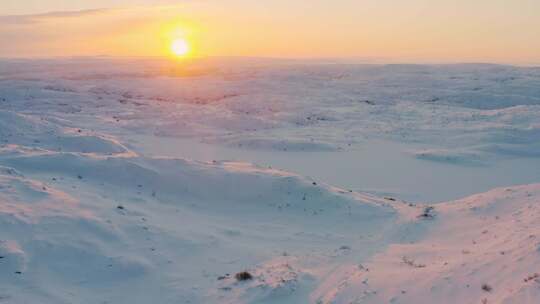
[[171, 38, 190, 57]]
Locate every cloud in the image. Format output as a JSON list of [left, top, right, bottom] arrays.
[[0, 8, 111, 25]]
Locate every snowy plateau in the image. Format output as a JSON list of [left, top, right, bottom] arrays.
[[0, 58, 540, 303]]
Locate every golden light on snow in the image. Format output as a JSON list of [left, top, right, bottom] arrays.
[[171, 38, 190, 57]]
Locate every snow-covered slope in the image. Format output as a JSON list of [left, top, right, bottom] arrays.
[[0, 104, 397, 303], [0, 141, 397, 303], [0, 58, 539, 303], [312, 184, 540, 304]]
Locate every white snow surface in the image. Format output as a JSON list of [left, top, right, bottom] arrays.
[[0, 57, 539, 303]]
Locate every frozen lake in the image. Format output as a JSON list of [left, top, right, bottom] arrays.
[[132, 135, 540, 202]]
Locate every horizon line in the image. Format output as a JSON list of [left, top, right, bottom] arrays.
[[0, 55, 538, 68]]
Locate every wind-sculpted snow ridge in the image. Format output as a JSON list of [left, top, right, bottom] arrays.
[[0, 110, 132, 156], [0, 102, 397, 303], [312, 184, 540, 304], [0, 154, 397, 304]]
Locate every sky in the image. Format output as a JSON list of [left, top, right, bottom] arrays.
[[1, 0, 540, 64]]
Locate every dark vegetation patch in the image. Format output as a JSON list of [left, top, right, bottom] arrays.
[[235, 271, 253, 281], [481, 283, 492, 292]]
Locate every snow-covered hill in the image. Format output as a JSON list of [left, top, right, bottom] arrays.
[[0, 58, 539, 303]]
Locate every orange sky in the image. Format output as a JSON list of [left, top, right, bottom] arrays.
[[1, 1, 539, 64]]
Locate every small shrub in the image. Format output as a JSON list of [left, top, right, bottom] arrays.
[[418, 206, 435, 219], [481, 284, 492, 292], [402, 256, 426, 268], [217, 274, 229, 280], [235, 271, 253, 281], [524, 273, 539, 283]]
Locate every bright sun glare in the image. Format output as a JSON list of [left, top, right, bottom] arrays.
[[171, 38, 190, 57]]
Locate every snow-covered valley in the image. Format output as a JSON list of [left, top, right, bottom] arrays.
[[0, 58, 539, 303]]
